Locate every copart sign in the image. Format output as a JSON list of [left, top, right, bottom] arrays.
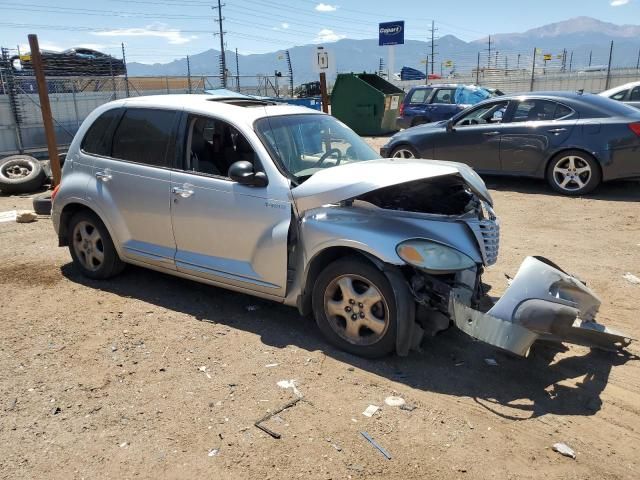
[[379, 21, 405, 46]]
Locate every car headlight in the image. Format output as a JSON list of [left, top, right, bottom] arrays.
[[396, 239, 476, 273]]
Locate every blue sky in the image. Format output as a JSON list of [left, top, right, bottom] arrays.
[[0, 0, 638, 63]]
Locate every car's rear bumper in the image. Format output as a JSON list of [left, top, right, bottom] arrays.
[[449, 256, 632, 356]]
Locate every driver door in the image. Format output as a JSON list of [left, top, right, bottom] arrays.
[[169, 115, 291, 297], [433, 100, 510, 172]]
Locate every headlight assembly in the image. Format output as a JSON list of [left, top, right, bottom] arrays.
[[396, 239, 476, 273]]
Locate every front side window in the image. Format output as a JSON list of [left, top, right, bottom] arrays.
[[408, 88, 432, 104], [511, 100, 572, 123], [630, 87, 640, 101], [431, 88, 456, 104], [455, 101, 509, 127], [111, 108, 176, 167], [255, 114, 380, 182], [184, 116, 257, 178], [81, 108, 121, 156], [610, 90, 628, 101]]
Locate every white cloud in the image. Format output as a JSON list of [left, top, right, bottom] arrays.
[[314, 28, 346, 43], [610, 0, 629, 6], [281, 22, 290, 29], [315, 3, 338, 12], [92, 24, 197, 45], [76, 43, 109, 50]]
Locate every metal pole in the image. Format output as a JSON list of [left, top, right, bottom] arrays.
[[71, 80, 80, 129], [588, 50, 592, 67], [187, 55, 192, 93], [605, 40, 613, 90], [487, 35, 491, 67], [235, 48, 240, 93], [425, 55, 428, 84], [216, 0, 226, 88], [28, 34, 61, 186], [121, 42, 130, 98], [569, 51, 573, 73], [530, 47, 537, 92], [476, 51, 480, 85], [636, 48, 640, 71], [165, 76, 170, 94], [517, 53, 521, 70]]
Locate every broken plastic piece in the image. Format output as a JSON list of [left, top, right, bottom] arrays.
[[360, 431, 391, 460], [362, 405, 380, 417], [553, 442, 576, 459]]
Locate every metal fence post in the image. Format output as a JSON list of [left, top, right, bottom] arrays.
[[121, 42, 130, 98], [476, 52, 480, 85], [530, 47, 537, 92], [165, 76, 170, 94], [187, 55, 192, 94], [605, 40, 613, 90], [71, 80, 80, 128]]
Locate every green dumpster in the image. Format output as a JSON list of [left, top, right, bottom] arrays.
[[330, 73, 404, 136]]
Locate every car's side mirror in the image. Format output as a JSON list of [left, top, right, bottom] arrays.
[[446, 120, 455, 132], [228, 161, 268, 187]]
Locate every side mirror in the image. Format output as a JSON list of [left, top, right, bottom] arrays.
[[228, 161, 268, 187], [446, 119, 455, 132]]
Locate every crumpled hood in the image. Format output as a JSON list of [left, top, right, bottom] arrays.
[[291, 158, 493, 213]]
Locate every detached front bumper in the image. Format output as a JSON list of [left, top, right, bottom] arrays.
[[449, 256, 632, 356]]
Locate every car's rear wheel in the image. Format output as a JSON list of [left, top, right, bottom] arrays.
[[546, 150, 601, 195], [68, 210, 125, 279], [391, 145, 419, 159], [312, 257, 397, 358]]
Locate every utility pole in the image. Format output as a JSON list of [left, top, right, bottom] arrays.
[[636, 47, 640, 71], [285, 50, 293, 97], [588, 50, 592, 67], [605, 40, 614, 90], [530, 47, 537, 91], [214, 0, 226, 88], [186, 55, 192, 93], [569, 51, 573, 73], [561, 48, 567, 72], [429, 21, 438, 75], [486, 35, 492, 67], [28, 34, 61, 186], [235, 48, 240, 92], [425, 55, 428, 84], [475, 51, 480, 84], [121, 42, 129, 97]]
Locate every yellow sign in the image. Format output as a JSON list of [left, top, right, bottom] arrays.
[[543, 54, 552, 61], [444, 60, 454, 67], [19, 54, 31, 61]]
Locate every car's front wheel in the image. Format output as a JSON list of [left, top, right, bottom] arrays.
[[68, 210, 125, 279], [391, 145, 419, 159], [546, 150, 601, 195], [312, 257, 397, 358]]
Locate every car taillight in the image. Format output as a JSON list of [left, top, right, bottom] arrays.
[[51, 184, 60, 202], [399, 102, 404, 116], [629, 122, 640, 136]]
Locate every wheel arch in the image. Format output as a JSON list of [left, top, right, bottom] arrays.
[[58, 202, 106, 247], [544, 147, 603, 179]]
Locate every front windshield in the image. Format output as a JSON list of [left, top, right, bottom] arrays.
[[254, 114, 381, 182]]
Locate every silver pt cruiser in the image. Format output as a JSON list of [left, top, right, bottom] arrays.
[[52, 94, 630, 358]]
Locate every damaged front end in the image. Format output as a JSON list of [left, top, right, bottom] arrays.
[[448, 256, 632, 356]]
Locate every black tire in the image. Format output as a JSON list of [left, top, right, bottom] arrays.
[[33, 192, 52, 215], [0, 155, 46, 194], [312, 257, 397, 358], [546, 150, 601, 196], [67, 210, 125, 280], [390, 145, 419, 160]]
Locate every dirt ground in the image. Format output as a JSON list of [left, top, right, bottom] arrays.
[[1, 147, 639, 479]]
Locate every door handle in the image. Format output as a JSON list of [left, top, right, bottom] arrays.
[[548, 128, 567, 133], [95, 170, 112, 182], [483, 131, 500, 136], [172, 185, 194, 198]]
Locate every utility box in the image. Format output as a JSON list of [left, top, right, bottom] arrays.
[[330, 73, 404, 136]]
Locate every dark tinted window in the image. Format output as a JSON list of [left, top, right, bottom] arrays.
[[111, 108, 176, 167], [81, 108, 121, 156], [630, 87, 640, 101], [431, 88, 456, 104], [610, 90, 628, 101], [511, 100, 572, 122], [408, 88, 432, 104]]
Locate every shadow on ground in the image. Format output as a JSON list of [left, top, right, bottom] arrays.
[[484, 176, 640, 202], [61, 263, 636, 421]]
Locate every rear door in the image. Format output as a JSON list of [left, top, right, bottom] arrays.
[[498, 99, 577, 176], [433, 99, 509, 172], [89, 107, 178, 269], [402, 87, 433, 124]]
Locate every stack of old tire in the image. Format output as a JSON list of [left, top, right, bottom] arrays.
[[0, 155, 55, 214]]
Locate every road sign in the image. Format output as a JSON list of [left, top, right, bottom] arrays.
[[543, 54, 552, 61], [444, 60, 454, 68], [316, 46, 329, 70], [378, 21, 405, 46]]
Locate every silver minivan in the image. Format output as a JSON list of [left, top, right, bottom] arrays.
[[52, 94, 629, 358]]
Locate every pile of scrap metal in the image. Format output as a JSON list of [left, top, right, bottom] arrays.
[[11, 48, 125, 77]]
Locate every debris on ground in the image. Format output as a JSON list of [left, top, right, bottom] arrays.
[[276, 379, 302, 398], [198, 366, 211, 379], [265, 363, 279, 368], [552, 442, 576, 459], [400, 404, 417, 412], [623, 273, 640, 285], [208, 448, 220, 457], [119, 442, 128, 448], [484, 358, 499, 366], [254, 396, 303, 439], [360, 431, 391, 460], [384, 396, 406, 407], [0, 210, 17, 223], [362, 405, 380, 417], [16, 210, 37, 223]]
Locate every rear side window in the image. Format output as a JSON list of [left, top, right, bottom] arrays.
[[511, 100, 573, 122], [408, 88, 432, 104], [610, 90, 628, 101], [81, 108, 121, 156], [431, 88, 456, 104], [111, 108, 176, 167], [553, 103, 573, 119]]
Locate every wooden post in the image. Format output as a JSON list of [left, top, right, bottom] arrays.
[[28, 34, 61, 186], [319, 72, 329, 114]]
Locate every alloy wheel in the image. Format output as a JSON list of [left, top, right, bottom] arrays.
[[323, 274, 390, 346], [552, 155, 592, 192], [392, 148, 416, 159], [72, 220, 105, 272]]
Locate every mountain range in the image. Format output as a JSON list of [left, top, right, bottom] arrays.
[[127, 17, 640, 83]]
